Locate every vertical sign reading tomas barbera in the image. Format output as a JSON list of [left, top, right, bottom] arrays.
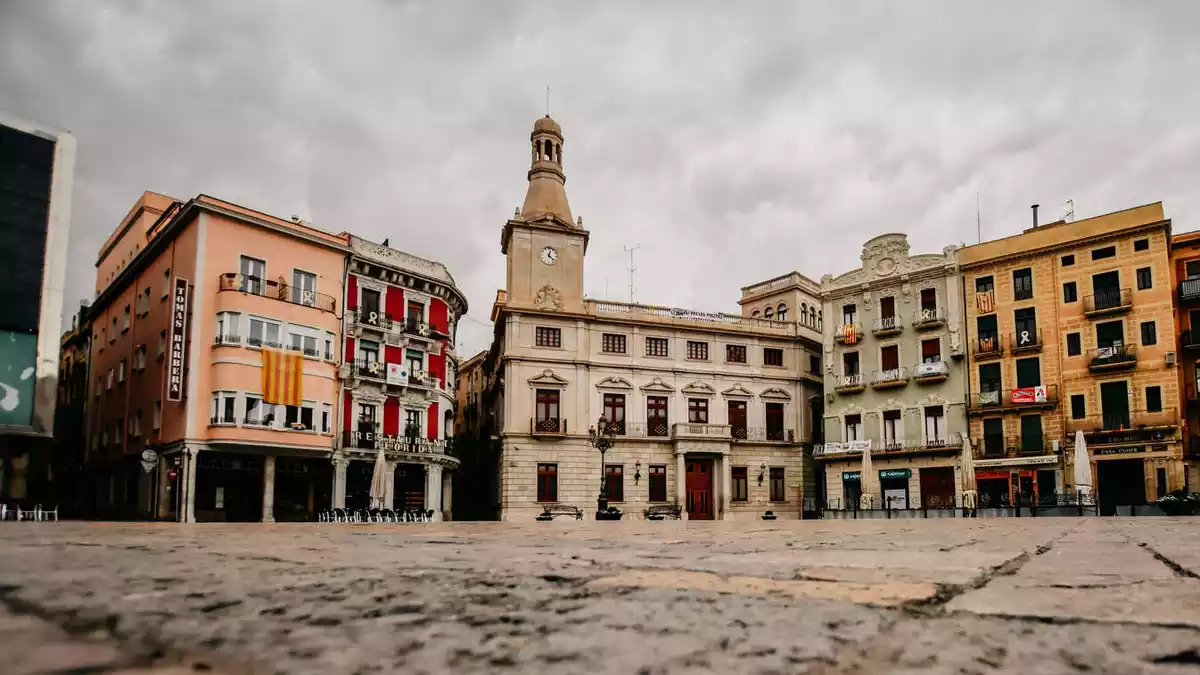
[[167, 277, 190, 402]]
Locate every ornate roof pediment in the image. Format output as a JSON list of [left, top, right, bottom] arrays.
[[640, 376, 676, 394], [527, 369, 568, 387], [681, 381, 715, 396], [595, 376, 633, 390], [759, 387, 791, 401], [721, 384, 754, 398]]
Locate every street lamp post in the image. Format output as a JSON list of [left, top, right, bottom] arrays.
[[588, 416, 616, 518]]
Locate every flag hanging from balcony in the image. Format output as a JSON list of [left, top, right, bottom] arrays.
[[261, 348, 303, 406], [842, 324, 858, 344], [976, 291, 995, 314]]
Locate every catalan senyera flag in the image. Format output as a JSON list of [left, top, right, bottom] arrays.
[[976, 291, 995, 314], [261, 348, 303, 406], [842, 324, 858, 345]]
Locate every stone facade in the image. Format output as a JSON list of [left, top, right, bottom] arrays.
[[959, 203, 1183, 514], [816, 234, 967, 510]]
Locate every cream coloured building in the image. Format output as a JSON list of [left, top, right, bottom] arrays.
[[485, 116, 824, 521]]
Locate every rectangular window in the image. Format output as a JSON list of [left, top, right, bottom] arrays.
[[1092, 245, 1116, 260], [766, 402, 784, 440], [924, 406, 945, 443], [920, 288, 937, 312], [1146, 386, 1163, 413], [880, 344, 899, 371], [763, 347, 783, 367], [879, 296, 895, 319], [535, 389, 560, 432], [1135, 238, 1149, 252], [321, 403, 331, 433], [535, 326, 561, 348], [157, 330, 166, 359], [1063, 281, 1078, 303], [727, 399, 747, 437], [883, 409, 901, 446], [404, 410, 422, 436], [1062, 254, 1075, 267], [808, 354, 821, 375], [982, 418, 1003, 455], [726, 344, 747, 363], [1020, 414, 1043, 452], [1014, 307, 1037, 344], [162, 267, 171, 299], [645, 337, 669, 357], [1141, 321, 1157, 346], [1015, 357, 1041, 388], [292, 269, 317, 305], [118, 359, 126, 383], [1157, 467, 1168, 499], [731, 467, 748, 501], [845, 414, 863, 441], [648, 465, 667, 502], [1096, 320, 1125, 349], [601, 333, 626, 354], [602, 393, 626, 433], [537, 463, 558, 502], [244, 395, 264, 425], [977, 314, 998, 344], [1071, 394, 1086, 420], [324, 332, 334, 361], [921, 338, 941, 363], [975, 276, 994, 294], [1013, 268, 1033, 300], [1067, 332, 1082, 356], [404, 348, 422, 375], [686, 341, 708, 361], [240, 255, 266, 293], [647, 396, 669, 436], [769, 467, 785, 502], [605, 465, 624, 502], [211, 392, 236, 424], [842, 303, 857, 325], [216, 312, 241, 341], [122, 305, 131, 331], [1136, 267, 1153, 290], [248, 317, 281, 348], [688, 398, 708, 423], [843, 351, 860, 376]]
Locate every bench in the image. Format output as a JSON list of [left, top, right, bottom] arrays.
[[643, 504, 682, 520], [536, 504, 583, 521]]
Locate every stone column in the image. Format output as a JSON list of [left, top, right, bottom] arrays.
[[721, 454, 732, 520], [442, 470, 453, 521], [262, 455, 276, 523], [676, 452, 687, 520], [425, 464, 443, 521], [332, 457, 347, 509], [183, 447, 197, 524]]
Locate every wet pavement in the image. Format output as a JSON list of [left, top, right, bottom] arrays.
[[1, 518, 1198, 674]]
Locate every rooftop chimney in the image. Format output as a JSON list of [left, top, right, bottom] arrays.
[[1031, 204, 1040, 228]]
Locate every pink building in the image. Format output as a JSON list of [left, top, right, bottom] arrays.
[[85, 192, 464, 522]]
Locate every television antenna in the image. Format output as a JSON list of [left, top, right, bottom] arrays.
[[1063, 199, 1075, 223], [624, 245, 640, 304]]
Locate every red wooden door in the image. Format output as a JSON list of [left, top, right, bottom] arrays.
[[685, 460, 713, 520]]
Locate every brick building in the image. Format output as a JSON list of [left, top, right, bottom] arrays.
[[1168, 231, 1200, 492], [959, 203, 1182, 514]]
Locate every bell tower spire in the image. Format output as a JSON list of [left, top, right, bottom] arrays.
[[520, 115, 574, 227]]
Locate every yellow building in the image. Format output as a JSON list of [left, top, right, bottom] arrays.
[[959, 203, 1182, 515]]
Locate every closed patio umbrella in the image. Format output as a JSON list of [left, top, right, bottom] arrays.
[[369, 447, 390, 511], [960, 435, 977, 509], [859, 445, 875, 509], [1073, 430, 1093, 496]]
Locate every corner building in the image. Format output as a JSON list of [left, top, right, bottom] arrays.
[[959, 203, 1182, 514], [817, 235, 968, 511], [1168, 231, 1200, 492], [486, 116, 824, 521]]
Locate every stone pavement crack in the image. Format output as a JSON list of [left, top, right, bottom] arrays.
[[1139, 542, 1200, 579]]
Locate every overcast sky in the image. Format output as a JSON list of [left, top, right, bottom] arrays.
[[3, 1, 1199, 356]]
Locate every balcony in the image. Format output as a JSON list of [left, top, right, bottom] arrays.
[[980, 435, 1005, 458], [871, 368, 909, 389], [834, 373, 866, 394], [353, 308, 392, 331], [913, 360, 949, 383], [1088, 344, 1137, 372], [913, 307, 946, 329], [670, 423, 732, 441], [972, 334, 1004, 360], [217, 273, 337, 314], [531, 417, 567, 436], [834, 323, 863, 345], [354, 358, 386, 380], [1083, 288, 1132, 317], [407, 370, 439, 389], [732, 427, 796, 442], [1009, 329, 1042, 354], [1179, 278, 1200, 304], [213, 333, 241, 346], [877, 432, 964, 454], [871, 316, 902, 337], [1005, 435, 1050, 455], [624, 422, 671, 438], [968, 384, 1059, 413], [1066, 409, 1179, 446], [209, 415, 237, 427], [1181, 330, 1200, 351]]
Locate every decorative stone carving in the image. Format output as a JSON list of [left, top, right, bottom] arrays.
[[527, 369, 568, 387], [595, 376, 633, 390], [681, 381, 716, 396], [640, 377, 676, 393], [760, 387, 792, 401], [721, 384, 754, 398], [901, 282, 912, 301], [534, 283, 564, 311]]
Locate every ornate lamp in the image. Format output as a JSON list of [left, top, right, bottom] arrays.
[[588, 416, 616, 516]]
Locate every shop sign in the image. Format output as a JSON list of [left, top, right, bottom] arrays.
[[1010, 386, 1047, 404], [974, 455, 1059, 468], [349, 431, 446, 454], [879, 469, 912, 479], [166, 277, 190, 402], [817, 440, 871, 456], [1095, 446, 1145, 456], [842, 471, 861, 481]]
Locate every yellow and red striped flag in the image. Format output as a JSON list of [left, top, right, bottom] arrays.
[[261, 348, 303, 406], [976, 291, 995, 314]]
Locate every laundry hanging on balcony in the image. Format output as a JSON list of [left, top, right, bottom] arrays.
[[261, 348, 303, 406]]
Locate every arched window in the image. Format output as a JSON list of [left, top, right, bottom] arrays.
[[764, 308, 774, 319], [777, 303, 788, 321], [752, 310, 760, 318]]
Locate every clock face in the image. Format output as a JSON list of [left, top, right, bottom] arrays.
[[540, 246, 558, 265]]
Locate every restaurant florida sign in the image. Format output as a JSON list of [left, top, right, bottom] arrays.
[[167, 277, 189, 402]]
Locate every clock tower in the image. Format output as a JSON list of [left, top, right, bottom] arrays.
[[500, 115, 589, 314]]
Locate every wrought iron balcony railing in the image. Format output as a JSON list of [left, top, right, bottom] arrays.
[[353, 308, 392, 330], [1083, 288, 1132, 316], [972, 334, 1004, 358], [913, 360, 949, 382], [872, 316, 902, 336], [532, 417, 567, 435], [1010, 329, 1042, 353], [871, 368, 909, 388], [217, 273, 337, 314], [1088, 344, 1137, 371], [834, 372, 866, 393], [913, 307, 946, 328]]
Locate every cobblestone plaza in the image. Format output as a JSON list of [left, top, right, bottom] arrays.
[[2, 518, 1199, 674]]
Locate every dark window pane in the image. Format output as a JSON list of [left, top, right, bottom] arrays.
[[1063, 281, 1077, 303], [1015, 357, 1041, 388], [1141, 321, 1156, 346], [1071, 394, 1086, 419], [1135, 238, 1149, 251], [1137, 267, 1153, 290], [1146, 387, 1162, 413], [1067, 333, 1082, 356], [1092, 246, 1116, 260], [1013, 268, 1033, 300], [1061, 254, 1075, 266]]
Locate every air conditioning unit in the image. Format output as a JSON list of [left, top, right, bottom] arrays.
[[1165, 351, 1177, 367]]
